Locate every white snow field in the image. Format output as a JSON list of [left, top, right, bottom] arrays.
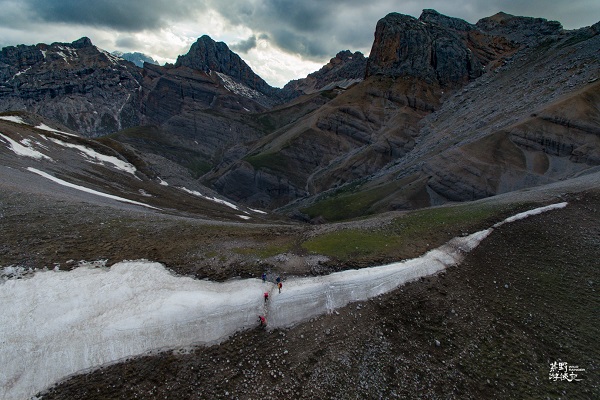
[[0, 203, 567, 399]]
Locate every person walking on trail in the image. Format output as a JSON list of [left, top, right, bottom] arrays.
[[264, 292, 269, 303], [262, 272, 267, 283], [277, 282, 282, 293], [258, 315, 266, 327]]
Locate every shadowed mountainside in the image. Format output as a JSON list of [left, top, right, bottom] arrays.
[[1, 10, 598, 221]]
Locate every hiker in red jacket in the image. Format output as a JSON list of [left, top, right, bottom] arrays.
[[258, 315, 266, 327], [277, 282, 282, 293], [264, 292, 269, 303]]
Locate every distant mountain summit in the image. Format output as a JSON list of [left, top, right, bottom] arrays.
[[112, 51, 158, 68], [366, 9, 565, 86], [175, 35, 280, 99]]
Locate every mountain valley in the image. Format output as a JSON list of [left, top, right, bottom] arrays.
[[1, 7, 599, 399]]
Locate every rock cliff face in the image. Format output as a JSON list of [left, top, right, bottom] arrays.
[[0, 38, 143, 136], [365, 10, 523, 86], [365, 12, 483, 86]]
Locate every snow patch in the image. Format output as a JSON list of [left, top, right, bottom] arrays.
[[0, 115, 27, 124], [0, 261, 265, 399], [35, 123, 78, 137], [493, 202, 568, 227], [47, 137, 137, 175], [215, 72, 264, 100], [27, 167, 159, 210], [99, 48, 123, 65], [180, 187, 239, 210], [12, 66, 32, 80], [1, 265, 35, 282], [0, 132, 53, 160], [55, 51, 69, 62]]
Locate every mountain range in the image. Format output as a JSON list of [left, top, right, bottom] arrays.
[[1, 9, 599, 399], [1, 9, 598, 222]]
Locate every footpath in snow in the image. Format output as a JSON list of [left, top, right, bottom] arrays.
[[0, 203, 567, 399]]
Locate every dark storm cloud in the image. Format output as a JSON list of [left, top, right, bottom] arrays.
[[230, 35, 257, 53], [0, 0, 597, 60], [115, 36, 146, 50], [6, 0, 205, 31], [207, 0, 384, 59]]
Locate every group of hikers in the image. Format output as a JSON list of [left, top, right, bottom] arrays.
[[258, 272, 284, 327]]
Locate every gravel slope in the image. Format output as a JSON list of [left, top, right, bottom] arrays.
[[31, 187, 599, 399]]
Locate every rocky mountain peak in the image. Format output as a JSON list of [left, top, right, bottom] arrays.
[[70, 36, 94, 49], [365, 12, 483, 86], [419, 9, 474, 31], [175, 35, 278, 98], [476, 12, 563, 44], [312, 50, 366, 79]]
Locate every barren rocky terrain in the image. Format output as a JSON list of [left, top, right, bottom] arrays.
[[32, 187, 599, 400], [2, 164, 597, 399]]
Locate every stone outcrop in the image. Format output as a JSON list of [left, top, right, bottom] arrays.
[[476, 12, 563, 45], [282, 50, 367, 97]]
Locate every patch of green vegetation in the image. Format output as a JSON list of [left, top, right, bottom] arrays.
[[107, 125, 214, 178], [388, 204, 497, 237], [244, 152, 289, 172], [204, 251, 219, 258], [256, 115, 277, 133], [320, 90, 338, 100], [302, 230, 392, 259], [301, 181, 399, 222], [186, 158, 212, 179], [302, 202, 531, 261]]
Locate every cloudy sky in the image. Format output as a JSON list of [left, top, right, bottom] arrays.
[[1, 0, 598, 87]]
